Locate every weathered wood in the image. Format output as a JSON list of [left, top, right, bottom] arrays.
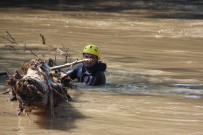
[[6, 58, 71, 117], [50, 59, 90, 70]]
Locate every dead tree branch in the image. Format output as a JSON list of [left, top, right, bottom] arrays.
[[40, 34, 46, 45], [50, 59, 90, 70], [23, 43, 38, 57], [0, 31, 19, 45], [6, 59, 72, 117]]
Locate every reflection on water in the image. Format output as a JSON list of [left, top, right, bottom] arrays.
[[0, 1, 203, 135], [0, 89, 203, 135]]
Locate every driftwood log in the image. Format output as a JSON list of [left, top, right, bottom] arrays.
[[6, 58, 72, 117]]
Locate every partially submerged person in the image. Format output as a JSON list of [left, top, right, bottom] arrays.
[[62, 44, 106, 86]]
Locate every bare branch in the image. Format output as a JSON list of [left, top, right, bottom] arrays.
[[0, 31, 19, 45], [24, 43, 38, 57], [50, 59, 90, 70], [6, 31, 16, 42], [40, 34, 46, 45], [4, 44, 16, 50], [4, 68, 11, 76], [0, 36, 17, 45]]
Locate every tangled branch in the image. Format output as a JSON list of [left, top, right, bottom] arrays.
[[0, 31, 38, 57]]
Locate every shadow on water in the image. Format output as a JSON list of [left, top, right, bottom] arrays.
[[32, 101, 87, 130], [0, 0, 202, 19], [0, 83, 88, 131]]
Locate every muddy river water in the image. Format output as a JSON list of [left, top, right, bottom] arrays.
[[0, 1, 203, 135]]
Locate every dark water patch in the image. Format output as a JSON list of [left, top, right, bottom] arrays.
[[171, 83, 203, 88], [31, 103, 87, 130], [0, 0, 202, 20], [150, 12, 203, 20], [0, 75, 9, 90]]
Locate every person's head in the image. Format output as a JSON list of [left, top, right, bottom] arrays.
[[83, 44, 101, 68]]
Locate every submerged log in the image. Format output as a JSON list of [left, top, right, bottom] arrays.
[[6, 58, 71, 117]]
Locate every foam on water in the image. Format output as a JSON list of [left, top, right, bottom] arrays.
[[74, 80, 203, 98]]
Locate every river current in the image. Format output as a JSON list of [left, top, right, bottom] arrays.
[[0, 1, 203, 135]]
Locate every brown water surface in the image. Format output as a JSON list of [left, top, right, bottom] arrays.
[[0, 1, 203, 135]]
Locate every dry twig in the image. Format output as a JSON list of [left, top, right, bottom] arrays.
[[40, 34, 46, 45], [23, 43, 38, 57]]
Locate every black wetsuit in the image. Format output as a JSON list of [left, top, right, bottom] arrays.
[[65, 62, 106, 86]]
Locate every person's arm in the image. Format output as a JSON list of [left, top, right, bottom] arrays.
[[61, 64, 81, 87], [64, 64, 83, 80], [65, 69, 77, 80]]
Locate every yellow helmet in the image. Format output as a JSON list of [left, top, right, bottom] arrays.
[[83, 44, 101, 58]]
